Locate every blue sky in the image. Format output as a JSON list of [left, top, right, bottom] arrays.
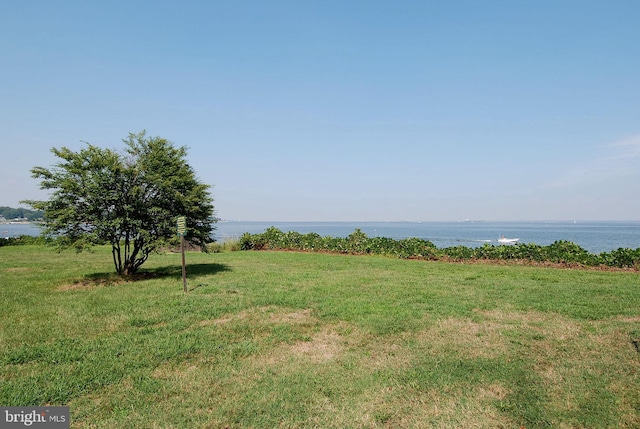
[[1, 1, 639, 221]]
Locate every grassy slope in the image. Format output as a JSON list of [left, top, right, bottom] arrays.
[[1, 246, 639, 428]]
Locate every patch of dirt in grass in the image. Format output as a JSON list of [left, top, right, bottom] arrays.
[[198, 306, 271, 326], [416, 316, 509, 359], [474, 308, 587, 345], [268, 308, 314, 324], [357, 384, 516, 429], [4, 267, 31, 272], [612, 315, 640, 323], [198, 306, 316, 327], [290, 330, 343, 363], [152, 361, 200, 381], [197, 316, 234, 327], [252, 317, 412, 369], [364, 336, 413, 370], [257, 328, 344, 366]]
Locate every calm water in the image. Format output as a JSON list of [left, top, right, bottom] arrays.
[[4, 221, 640, 254]]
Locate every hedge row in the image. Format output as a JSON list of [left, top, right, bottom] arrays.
[[0, 235, 49, 247], [239, 227, 640, 269]]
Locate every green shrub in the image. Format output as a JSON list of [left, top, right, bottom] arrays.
[[237, 230, 639, 269], [543, 240, 598, 266], [599, 247, 640, 269], [443, 245, 474, 261], [0, 235, 49, 247], [513, 243, 546, 262], [396, 237, 438, 259], [346, 229, 370, 254]]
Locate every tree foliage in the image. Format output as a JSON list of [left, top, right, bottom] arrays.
[[23, 131, 216, 275]]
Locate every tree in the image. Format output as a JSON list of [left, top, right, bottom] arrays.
[[23, 131, 216, 275]]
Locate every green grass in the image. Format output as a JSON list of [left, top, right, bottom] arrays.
[[1, 245, 639, 428]]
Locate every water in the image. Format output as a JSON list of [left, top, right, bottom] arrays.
[[4, 221, 640, 254], [1, 223, 43, 238]]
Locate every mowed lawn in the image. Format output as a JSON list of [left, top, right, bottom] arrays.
[[1, 245, 639, 428]]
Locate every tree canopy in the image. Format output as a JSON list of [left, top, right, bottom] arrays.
[[23, 131, 216, 275]]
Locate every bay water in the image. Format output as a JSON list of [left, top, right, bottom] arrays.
[[4, 220, 640, 254]]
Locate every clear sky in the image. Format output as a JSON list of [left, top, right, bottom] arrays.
[[1, 1, 639, 221]]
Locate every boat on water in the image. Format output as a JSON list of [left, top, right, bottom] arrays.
[[497, 236, 519, 244]]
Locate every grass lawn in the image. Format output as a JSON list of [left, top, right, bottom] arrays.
[[1, 245, 639, 428]]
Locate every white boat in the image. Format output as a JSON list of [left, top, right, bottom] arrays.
[[497, 236, 519, 244]]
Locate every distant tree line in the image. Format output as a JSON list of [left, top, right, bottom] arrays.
[[0, 206, 44, 221]]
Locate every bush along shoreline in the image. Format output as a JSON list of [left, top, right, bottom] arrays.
[[0, 235, 49, 247], [239, 227, 640, 270]]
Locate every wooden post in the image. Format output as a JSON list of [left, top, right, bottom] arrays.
[[177, 216, 187, 293], [181, 235, 187, 293]]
